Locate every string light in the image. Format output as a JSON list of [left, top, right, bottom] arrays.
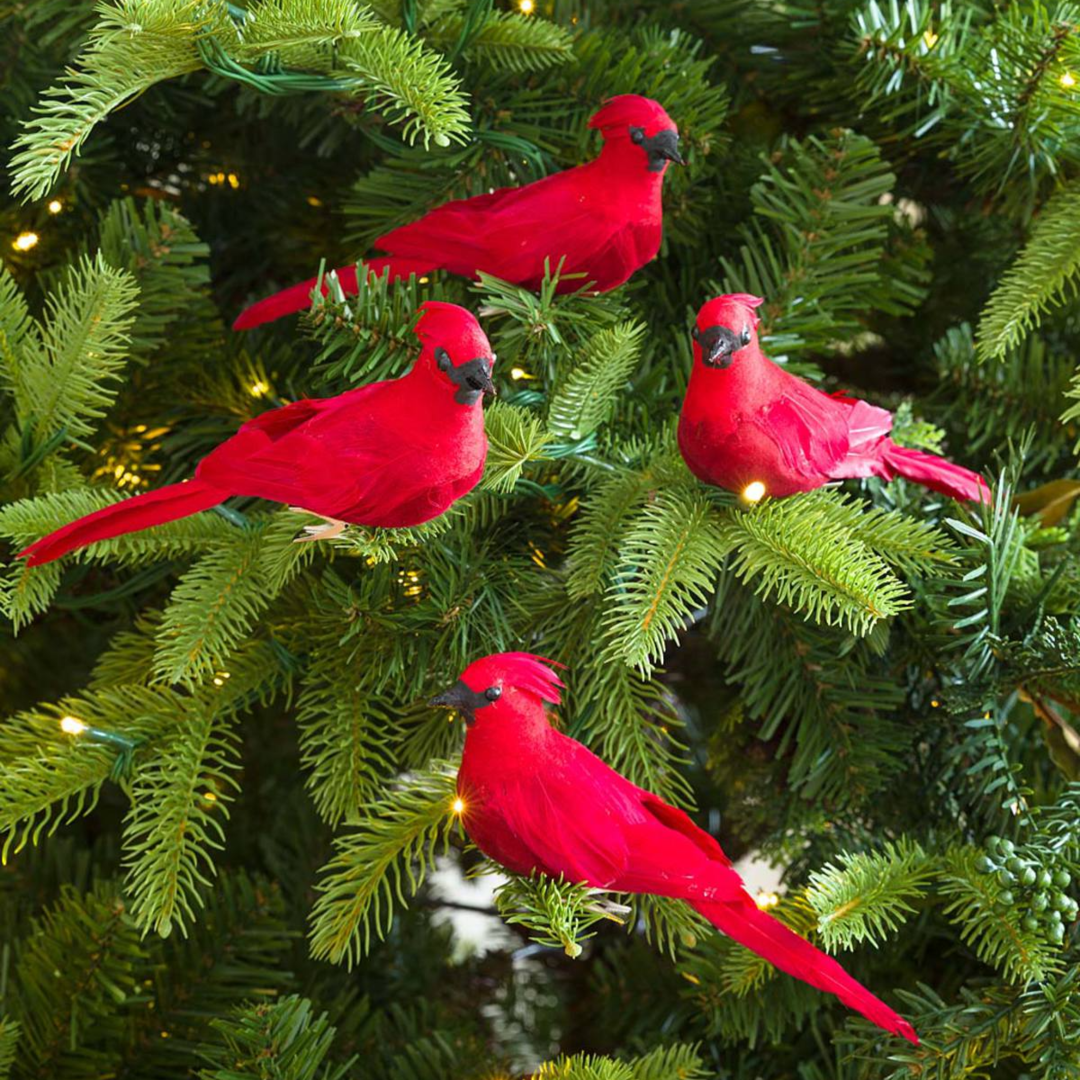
[[518, 0, 534, 12], [306, 195, 323, 207], [1061, 71, 1077, 89], [930, 699, 940, 708], [60, 716, 87, 736], [12, 231, 39, 252], [249, 380, 269, 397], [47, 199, 63, 214], [741, 480, 766, 503], [755, 890, 780, 909], [203, 791, 218, 802], [510, 367, 532, 380], [922, 28, 939, 48], [451, 797, 466, 816]]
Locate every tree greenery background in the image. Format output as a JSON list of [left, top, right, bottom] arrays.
[[3, 0, 1080, 1077]]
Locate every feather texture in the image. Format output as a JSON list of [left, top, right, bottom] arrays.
[[443, 652, 919, 1046]]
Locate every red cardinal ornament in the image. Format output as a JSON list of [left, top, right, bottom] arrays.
[[20, 302, 495, 567], [233, 95, 683, 330], [678, 294, 989, 502], [430, 653, 918, 1045]]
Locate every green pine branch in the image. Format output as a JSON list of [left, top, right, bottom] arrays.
[[297, 657, 399, 827], [720, 493, 913, 638], [478, 401, 551, 494], [494, 872, 624, 958], [716, 129, 929, 357], [601, 486, 728, 673], [9, 882, 145, 1077], [122, 708, 241, 939], [0, 1020, 17, 1080], [547, 321, 646, 443], [805, 838, 934, 951], [9, 0, 471, 202], [151, 509, 315, 687], [934, 323, 1074, 472], [537, 1045, 706, 1080], [940, 845, 1062, 984], [976, 183, 1080, 362], [308, 761, 457, 967], [96, 197, 215, 361], [432, 10, 574, 73], [197, 995, 352, 1080], [0, 684, 184, 861]]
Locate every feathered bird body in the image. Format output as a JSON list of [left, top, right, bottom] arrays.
[[430, 654, 918, 1046], [20, 302, 495, 566], [233, 96, 682, 329], [678, 294, 990, 502]]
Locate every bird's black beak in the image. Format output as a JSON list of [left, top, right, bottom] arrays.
[[691, 324, 750, 368], [428, 680, 486, 726], [466, 358, 497, 399], [436, 348, 497, 406], [651, 129, 684, 167], [632, 127, 685, 172]]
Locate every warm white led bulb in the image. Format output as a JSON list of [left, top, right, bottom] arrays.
[[451, 797, 466, 815], [60, 716, 87, 736], [742, 481, 767, 503]]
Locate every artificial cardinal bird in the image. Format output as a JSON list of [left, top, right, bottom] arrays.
[[678, 293, 990, 503], [233, 95, 684, 330], [20, 302, 495, 567], [429, 653, 918, 1045]]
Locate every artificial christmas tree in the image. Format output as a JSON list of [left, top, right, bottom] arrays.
[[3, 1, 1080, 1078]]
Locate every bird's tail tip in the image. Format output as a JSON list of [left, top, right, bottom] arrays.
[[896, 1018, 920, 1045], [883, 442, 990, 504]]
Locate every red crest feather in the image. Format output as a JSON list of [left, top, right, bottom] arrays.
[[588, 95, 676, 138], [461, 652, 565, 705]]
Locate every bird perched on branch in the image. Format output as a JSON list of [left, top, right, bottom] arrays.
[[429, 652, 919, 1046], [233, 95, 684, 329], [678, 293, 989, 503], [20, 302, 495, 566]]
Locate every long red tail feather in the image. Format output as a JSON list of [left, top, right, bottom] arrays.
[[882, 441, 990, 503], [20, 480, 226, 567], [692, 898, 919, 1045], [232, 258, 439, 330]]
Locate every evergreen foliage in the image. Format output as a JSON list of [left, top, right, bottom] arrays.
[[5, 0, 1080, 1077]]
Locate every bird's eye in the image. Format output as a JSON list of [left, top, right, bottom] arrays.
[[629, 126, 646, 144], [435, 347, 452, 372], [739, 326, 752, 346], [691, 325, 702, 342], [484, 686, 502, 702]]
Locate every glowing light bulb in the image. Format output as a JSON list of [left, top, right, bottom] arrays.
[[510, 367, 527, 380], [755, 890, 779, 909], [227, 173, 239, 189], [203, 791, 218, 802], [47, 199, 63, 214], [518, 0, 534, 12], [12, 231, 39, 252], [922, 28, 939, 48], [249, 380, 269, 397], [60, 716, 87, 736], [451, 797, 465, 816], [1061, 71, 1077, 89], [742, 480, 766, 503]]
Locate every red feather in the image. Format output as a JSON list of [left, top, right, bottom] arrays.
[[233, 97, 681, 330], [446, 652, 919, 1046], [678, 294, 990, 503], [20, 302, 495, 567]]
